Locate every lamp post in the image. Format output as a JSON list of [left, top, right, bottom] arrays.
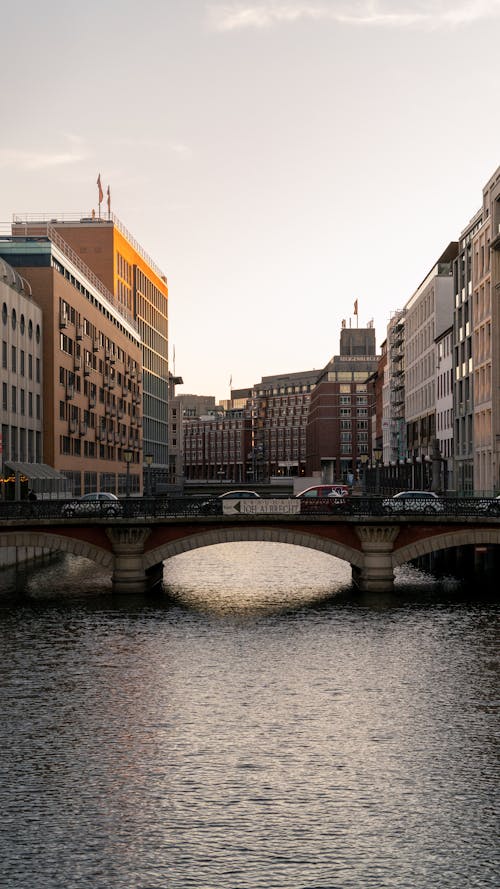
[[360, 453, 368, 494], [144, 453, 153, 497], [373, 447, 383, 494], [123, 447, 133, 498]]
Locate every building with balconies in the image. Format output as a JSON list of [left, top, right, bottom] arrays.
[[10, 213, 168, 489], [472, 165, 500, 493], [405, 243, 458, 460], [453, 209, 482, 493], [0, 231, 143, 496]]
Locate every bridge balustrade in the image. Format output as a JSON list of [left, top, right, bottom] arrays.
[[0, 496, 499, 521]]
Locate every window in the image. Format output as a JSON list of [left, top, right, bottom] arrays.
[[11, 385, 17, 413], [2, 382, 7, 410], [11, 346, 16, 372], [11, 308, 16, 330], [1, 341, 6, 369]]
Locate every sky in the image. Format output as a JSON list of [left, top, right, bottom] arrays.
[[2, 0, 500, 401]]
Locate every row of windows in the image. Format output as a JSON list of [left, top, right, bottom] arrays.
[[1, 424, 42, 463], [1, 383, 40, 418], [55, 259, 138, 344], [2, 304, 41, 342], [2, 342, 40, 381]]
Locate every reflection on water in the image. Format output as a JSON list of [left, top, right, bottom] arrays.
[[0, 544, 498, 889]]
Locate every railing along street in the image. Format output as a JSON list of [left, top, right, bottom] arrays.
[[0, 496, 499, 521]]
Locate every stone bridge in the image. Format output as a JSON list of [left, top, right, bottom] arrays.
[[1, 508, 499, 594]]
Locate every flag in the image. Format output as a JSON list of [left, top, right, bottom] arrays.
[[353, 299, 358, 315], [229, 374, 232, 389], [106, 185, 111, 214], [97, 174, 103, 204]]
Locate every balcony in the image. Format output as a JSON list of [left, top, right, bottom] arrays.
[[59, 311, 68, 329], [79, 421, 88, 436], [69, 419, 77, 434], [76, 325, 83, 341], [65, 384, 74, 400]]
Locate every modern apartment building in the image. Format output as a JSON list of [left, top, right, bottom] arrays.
[[435, 325, 454, 490], [0, 231, 143, 496], [11, 214, 169, 487], [383, 311, 406, 463], [405, 243, 458, 459], [453, 209, 482, 493], [472, 165, 500, 493], [306, 327, 378, 481], [0, 257, 44, 494]]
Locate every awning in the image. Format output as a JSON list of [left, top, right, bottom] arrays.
[[4, 461, 67, 481]]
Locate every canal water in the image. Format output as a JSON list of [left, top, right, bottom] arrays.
[[0, 543, 498, 889]]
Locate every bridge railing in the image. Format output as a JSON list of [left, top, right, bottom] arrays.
[[0, 495, 499, 521]]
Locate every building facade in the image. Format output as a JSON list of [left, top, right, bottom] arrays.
[[12, 214, 169, 487], [472, 166, 500, 493], [453, 209, 482, 493], [405, 243, 457, 460], [435, 325, 454, 490], [0, 232, 143, 496], [306, 327, 378, 482], [251, 370, 317, 481], [0, 258, 44, 493]]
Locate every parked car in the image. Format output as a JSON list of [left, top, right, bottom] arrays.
[[476, 494, 500, 515], [296, 484, 350, 499], [382, 490, 444, 514], [218, 490, 261, 499], [296, 485, 348, 512], [62, 492, 123, 517], [197, 489, 261, 515]]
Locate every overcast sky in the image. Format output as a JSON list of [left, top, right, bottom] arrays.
[[2, 0, 500, 400]]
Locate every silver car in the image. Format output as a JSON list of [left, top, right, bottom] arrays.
[[382, 490, 444, 514], [62, 492, 123, 517]]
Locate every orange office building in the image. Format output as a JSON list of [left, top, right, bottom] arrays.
[[9, 212, 169, 490], [0, 226, 144, 496]]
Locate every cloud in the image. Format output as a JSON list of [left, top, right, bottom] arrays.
[[0, 148, 85, 171], [208, 0, 500, 31]]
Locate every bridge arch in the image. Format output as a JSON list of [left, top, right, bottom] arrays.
[[144, 526, 364, 571], [0, 531, 114, 570], [393, 528, 500, 567]]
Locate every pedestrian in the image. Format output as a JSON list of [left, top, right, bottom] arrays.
[[28, 489, 37, 501]]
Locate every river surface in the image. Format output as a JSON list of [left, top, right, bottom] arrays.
[[0, 543, 498, 889]]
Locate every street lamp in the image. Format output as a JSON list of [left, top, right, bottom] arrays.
[[123, 447, 133, 498], [144, 453, 153, 497], [360, 453, 368, 494]]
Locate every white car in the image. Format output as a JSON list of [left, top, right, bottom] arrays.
[[382, 490, 444, 514], [62, 492, 123, 517], [477, 494, 500, 515]]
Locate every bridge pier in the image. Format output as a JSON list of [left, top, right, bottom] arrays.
[[354, 526, 400, 592], [106, 527, 152, 594]]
